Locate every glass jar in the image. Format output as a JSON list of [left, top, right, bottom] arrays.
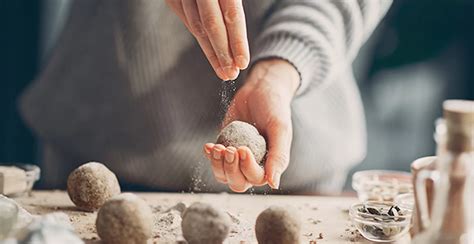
[[413, 100, 474, 244]]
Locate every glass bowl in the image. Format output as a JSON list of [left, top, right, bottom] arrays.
[[349, 201, 412, 242], [352, 170, 413, 202], [394, 193, 414, 211]]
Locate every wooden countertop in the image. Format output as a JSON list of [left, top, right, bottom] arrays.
[[13, 191, 410, 243]]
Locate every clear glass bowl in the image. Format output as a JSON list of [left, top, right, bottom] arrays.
[[394, 193, 414, 211], [350, 201, 412, 242], [352, 170, 413, 202]]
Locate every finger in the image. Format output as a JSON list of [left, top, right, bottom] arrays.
[[210, 144, 227, 183], [181, 0, 227, 80], [203, 143, 214, 159], [223, 147, 250, 192], [196, 0, 239, 80], [238, 147, 266, 186], [264, 120, 292, 189], [230, 181, 252, 193], [165, 0, 190, 28], [219, 0, 249, 70]]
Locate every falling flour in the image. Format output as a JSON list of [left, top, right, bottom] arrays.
[[219, 80, 237, 120]]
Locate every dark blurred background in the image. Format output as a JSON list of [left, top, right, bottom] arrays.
[[1, 0, 473, 190]]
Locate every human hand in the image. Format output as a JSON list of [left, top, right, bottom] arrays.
[[165, 0, 249, 80], [203, 59, 300, 192]]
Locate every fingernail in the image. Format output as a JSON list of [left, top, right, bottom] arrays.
[[224, 66, 239, 80], [235, 55, 248, 70], [213, 149, 222, 160], [225, 149, 235, 163], [216, 67, 228, 80], [240, 149, 247, 160], [272, 172, 281, 189], [204, 144, 213, 154]]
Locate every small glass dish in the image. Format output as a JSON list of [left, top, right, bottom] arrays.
[[394, 193, 414, 211], [349, 201, 412, 242], [352, 170, 413, 202]]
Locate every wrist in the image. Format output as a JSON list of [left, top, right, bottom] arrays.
[[247, 58, 300, 96]]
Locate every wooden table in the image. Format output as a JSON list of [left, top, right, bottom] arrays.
[[13, 191, 410, 243]]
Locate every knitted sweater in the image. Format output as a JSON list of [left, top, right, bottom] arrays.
[[20, 0, 392, 193]]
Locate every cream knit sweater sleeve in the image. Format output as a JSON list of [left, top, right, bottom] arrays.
[[252, 0, 392, 95]]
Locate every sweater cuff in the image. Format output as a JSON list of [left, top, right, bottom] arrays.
[[251, 34, 324, 96]]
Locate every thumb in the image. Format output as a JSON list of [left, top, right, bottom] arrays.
[[264, 119, 292, 189]]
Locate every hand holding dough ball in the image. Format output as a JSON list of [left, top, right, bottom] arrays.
[[67, 162, 120, 211], [217, 121, 267, 163], [96, 193, 153, 244], [181, 202, 231, 244], [255, 206, 301, 244]]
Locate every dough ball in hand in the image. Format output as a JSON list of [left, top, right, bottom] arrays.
[[67, 162, 121, 211], [181, 202, 231, 244], [255, 206, 301, 244], [96, 193, 153, 244], [217, 121, 267, 164]]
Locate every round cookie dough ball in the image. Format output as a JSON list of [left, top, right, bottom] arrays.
[[216, 121, 267, 164], [67, 162, 121, 211], [96, 193, 153, 244], [181, 202, 231, 244], [255, 206, 301, 244]]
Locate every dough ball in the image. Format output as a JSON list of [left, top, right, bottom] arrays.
[[181, 202, 231, 244], [67, 162, 121, 211], [255, 206, 301, 244], [96, 193, 153, 244], [217, 121, 267, 163]]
